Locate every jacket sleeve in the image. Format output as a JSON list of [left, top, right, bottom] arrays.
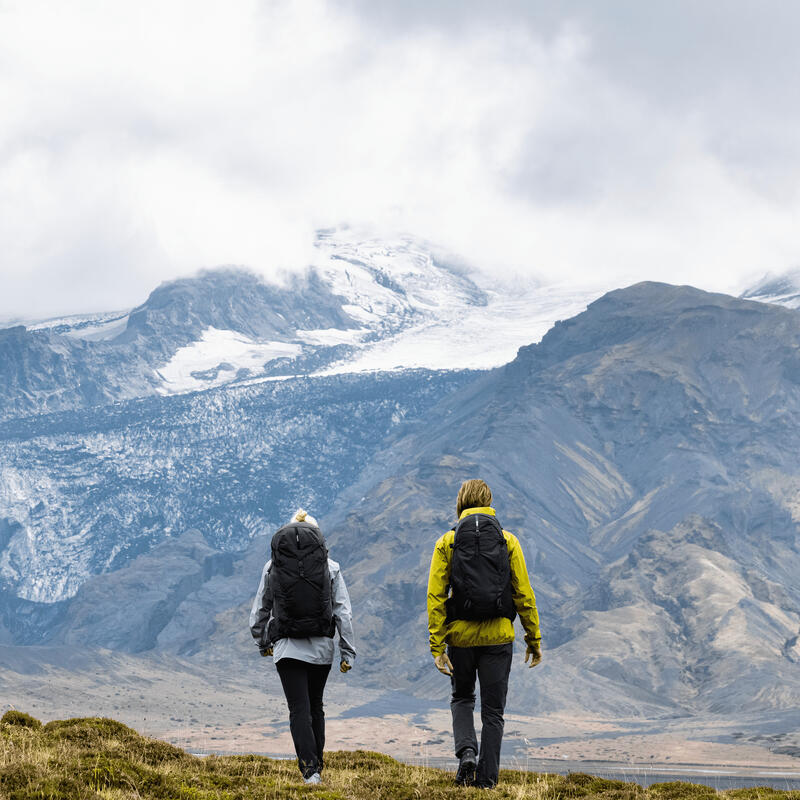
[[427, 534, 451, 657], [249, 560, 273, 653], [507, 534, 542, 647], [332, 566, 357, 663]]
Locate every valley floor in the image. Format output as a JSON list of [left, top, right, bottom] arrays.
[[2, 646, 800, 788]]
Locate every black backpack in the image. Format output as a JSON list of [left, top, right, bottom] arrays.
[[267, 521, 334, 642], [446, 513, 516, 623]]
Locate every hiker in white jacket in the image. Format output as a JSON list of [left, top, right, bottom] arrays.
[[250, 510, 356, 785]]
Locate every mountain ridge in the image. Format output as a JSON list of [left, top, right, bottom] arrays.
[[2, 269, 800, 726]]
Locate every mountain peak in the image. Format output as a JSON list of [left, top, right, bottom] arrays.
[[121, 266, 355, 346], [514, 280, 795, 373]]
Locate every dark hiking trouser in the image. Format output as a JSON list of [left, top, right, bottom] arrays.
[[276, 658, 332, 778], [448, 643, 513, 788]]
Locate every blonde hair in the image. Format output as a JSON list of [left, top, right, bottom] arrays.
[[456, 479, 493, 517], [291, 508, 319, 527]]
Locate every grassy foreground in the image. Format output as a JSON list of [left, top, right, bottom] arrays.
[[1, 712, 799, 800]]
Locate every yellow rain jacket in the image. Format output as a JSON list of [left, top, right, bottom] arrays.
[[427, 506, 541, 656]]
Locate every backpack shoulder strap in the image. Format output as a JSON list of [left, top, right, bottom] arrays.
[[307, 525, 328, 553]]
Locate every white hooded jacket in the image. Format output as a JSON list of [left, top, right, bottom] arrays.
[[249, 556, 357, 666]]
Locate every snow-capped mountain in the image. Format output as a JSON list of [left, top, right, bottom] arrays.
[[740, 269, 800, 309], [309, 230, 601, 374], [9, 229, 800, 726], [0, 228, 606, 610], [1, 229, 602, 417], [6, 281, 800, 727]]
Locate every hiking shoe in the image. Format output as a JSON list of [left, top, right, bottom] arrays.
[[303, 772, 322, 785], [455, 748, 477, 786]]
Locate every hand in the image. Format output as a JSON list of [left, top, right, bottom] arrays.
[[434, 653, 454, 676], [525, 643, 542, 668], [340, 659, 352, 673], [261, 647, 273, 657]]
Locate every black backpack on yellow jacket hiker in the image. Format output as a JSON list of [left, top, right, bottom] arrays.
[[268, 521, 335, 642], [446, 513, 516, 623]]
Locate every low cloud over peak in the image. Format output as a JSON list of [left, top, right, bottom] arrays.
[[2, 0, 799, 319]]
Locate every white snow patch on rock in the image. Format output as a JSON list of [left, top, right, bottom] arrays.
[[317, 285, 601, 373], [295, 327, 369, 346], [156, 327, 302, 394]]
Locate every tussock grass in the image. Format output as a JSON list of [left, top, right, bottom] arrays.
[[1, 711, 798, 799]]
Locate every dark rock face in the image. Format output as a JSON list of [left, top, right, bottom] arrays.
[[0, 325, 158, 420], [52, 529, 234, 653], [117, 269, 357, 352]]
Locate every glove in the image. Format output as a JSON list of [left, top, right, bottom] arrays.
[[260, 647, 273, 657], [434, 652, 454, 676], [340, 659, 352, 673], [525, 643, 542, 668]]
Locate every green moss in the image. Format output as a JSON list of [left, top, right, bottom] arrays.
[[0, 762, 99, 800], [113, 735, 192, 766], [42, 716, 189, 766], [3, 713, 800, 800], [204, 754, 279, 777], [0, 710, 42, 730], [0, 762, 39, 792], [529, 771, 645, 798], [649, 781, 718, 799], [43, 716, 136, 746], [323, 750, 399, 771], [568, 771, 641, 791], [78, 753, 157, 791]]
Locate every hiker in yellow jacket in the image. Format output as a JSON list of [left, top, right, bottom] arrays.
[[427, 479, 541, 789]]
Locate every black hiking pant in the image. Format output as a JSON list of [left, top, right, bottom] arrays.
[[276, 657, 332, 777], [448, 643, 513, 788]]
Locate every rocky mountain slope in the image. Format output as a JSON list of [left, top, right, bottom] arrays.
[[0, 270, 352, 419], [0, 368, 473, 607], [3, 264, 800, 726], [310, 283, 800, 714]]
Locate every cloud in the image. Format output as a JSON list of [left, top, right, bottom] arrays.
[[1, 0, 799, 318]]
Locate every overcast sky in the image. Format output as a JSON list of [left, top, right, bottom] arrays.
[[2, 0, 800, 319]]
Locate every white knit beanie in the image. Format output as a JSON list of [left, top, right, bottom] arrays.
[[291, 508, 319, 527]]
